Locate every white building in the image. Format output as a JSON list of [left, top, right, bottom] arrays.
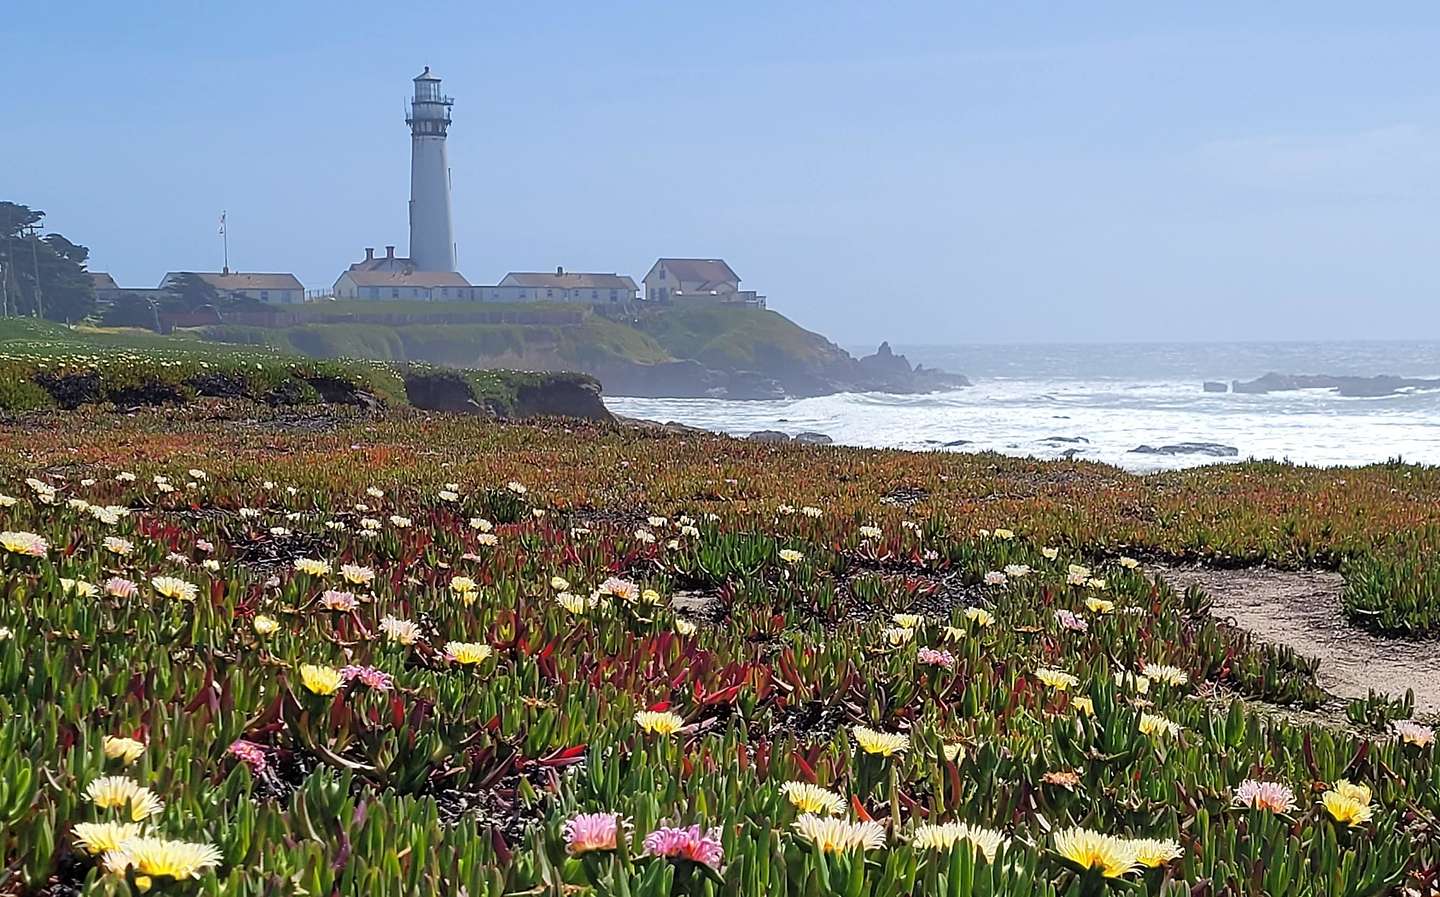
[[160, 271, 305, 305], [476, 268, 638, 303], [332, 245, 472, 300], [407, 67, 457, 272], [642, 258, 765, 306]]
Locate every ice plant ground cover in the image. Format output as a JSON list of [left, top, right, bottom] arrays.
[[1, 410, 1440, 895]]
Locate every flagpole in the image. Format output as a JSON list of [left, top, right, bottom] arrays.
[[220, 210, 229, 274]]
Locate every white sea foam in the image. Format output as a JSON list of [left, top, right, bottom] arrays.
[[605, 341, 1440, 472]]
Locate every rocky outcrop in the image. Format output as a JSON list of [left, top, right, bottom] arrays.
[[1129, 442, 1239, 458], [747, 430, 791, 443], [1203, 381, 1228, 393], [793, 432, 834, 445], [512, 376, 612, 421], [1231, 373, 1440, 398], [854, 342, 972, 394]]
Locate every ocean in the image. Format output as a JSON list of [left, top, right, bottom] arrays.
[[605, 340, 1440, 471]]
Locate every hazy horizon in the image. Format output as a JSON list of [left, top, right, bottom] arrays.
[[4, 2, 1438, 345]]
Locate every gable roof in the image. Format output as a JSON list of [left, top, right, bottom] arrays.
[[163, 272, 304, 291], [89, 272, 119, 290], [342, 270, 471, 288], [499, 272, 638, 291], [653, 258, 739, 285]]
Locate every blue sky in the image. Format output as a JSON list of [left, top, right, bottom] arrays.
[[3, 2, 1438, 344]]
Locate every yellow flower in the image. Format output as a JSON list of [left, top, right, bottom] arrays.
[[0, 530, 48, 557], [103, 736, 146, 764], [445, 642, 493, 665], [1042, 547, 1060, 560], [556, 592, 589, 615], [674, 618, 698, 636], [641, 588, 663, 605], [893, 613, 924, 628], [778, 549, 804, 565], [910, 822, 1005, 861], [1142, 663, 1188, 687], [292, 558, 331, 576], [60, 578, 99, 598], [943, 742, 966, 762], [792, 814, 887, 853], [340, 564, 375, 586], [1084, 596, 1114, 614], [1114, 672, 1150, 694], [943, 625, 966, 641], [252, 615, 280, 636], [102, 836, 223, 882], [1052, 827, 1139, 878], [964, 607, 995, 627], [1119, 557, 1141, 569], [150, 576, 198, 601], [634, 710, 685, 736], [449, 576, 478, 604], [992, 528, 1015, 540], [1035, 667, 1080, 691], [72, 821, 143, 855], [1139, 713, 1180, 738], [550, 575, 570, 591], [882, 626, 915, 646], [299, 664, 343, 695], [85, 776, 164, 821], [1322, 791, 1373, 827], [1130, 838, 1183, 867], [1332, 779, 1371, 805], [851, 725, 909, 756], [780, 781, 846, 815], [1072, 696, 1095, 716]]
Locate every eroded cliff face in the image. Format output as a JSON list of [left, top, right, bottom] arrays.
[[401, 369, 613, 421]]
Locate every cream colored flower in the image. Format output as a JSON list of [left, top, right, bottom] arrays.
[[792, 814, 887, 853], [851, 725, 909, 756], [103, 736, 146, 764], [780, 781, 846, 815], [634, 710, 685, 736]]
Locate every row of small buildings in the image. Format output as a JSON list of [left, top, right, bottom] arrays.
[[93, 251, 766, 309]]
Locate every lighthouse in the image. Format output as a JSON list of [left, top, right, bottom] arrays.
[[406, 67, 456, 272]]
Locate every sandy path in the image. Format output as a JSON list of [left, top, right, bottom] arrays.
[[1155, 565, 1440, 716]]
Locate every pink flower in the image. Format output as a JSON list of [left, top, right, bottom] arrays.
[[1233, 779, 1297, 813], [917, 647, 956, 669], [319, 590, 358, 612], [339, 665, 393, 691], [104, 577, 139, 599], [227, 739, 269, 774], [1055, 610, 1089, 633], [564, 812, 622, 855], [196, 539, 215, 553], [643, 824, 724, 870]]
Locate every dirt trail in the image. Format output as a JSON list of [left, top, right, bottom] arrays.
[[1156, 565, 1440, 716]]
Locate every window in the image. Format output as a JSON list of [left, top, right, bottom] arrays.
[[260, 290, 269, 301], [546, 289, 553, 299], [368, 287, 379, 299], [392, 288, 399, 298], [591, 290, 598, 300], [441, 287, 448, 298], [659, 268, 666, 280], [519, 290, 527, 299], [610, 289, 618, 302]]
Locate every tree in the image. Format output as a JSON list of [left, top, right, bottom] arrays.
[[161, 272, 225, 312], [0, 201, 96, 322]]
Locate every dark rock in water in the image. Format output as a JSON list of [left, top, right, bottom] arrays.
[[1232, 372, 1440, 397], [1203, 381, 1228, 393], [1060, 448, 1083, 459], [617, 416, 709, 435], [793, 432, 834, 445], [747, 430, 791, 443], [1040, 436, 1089, 444], [1130, 442, 1239, 457], [942, 439, 972, 447], [855, 342, 972, 394]]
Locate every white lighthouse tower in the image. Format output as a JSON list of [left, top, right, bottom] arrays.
[[406, 67, 457, 272]]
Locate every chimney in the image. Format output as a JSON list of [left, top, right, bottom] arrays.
[[365, 248, 375, 262], [556, 265, 564, 276], [386, 246, 396, 259]]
